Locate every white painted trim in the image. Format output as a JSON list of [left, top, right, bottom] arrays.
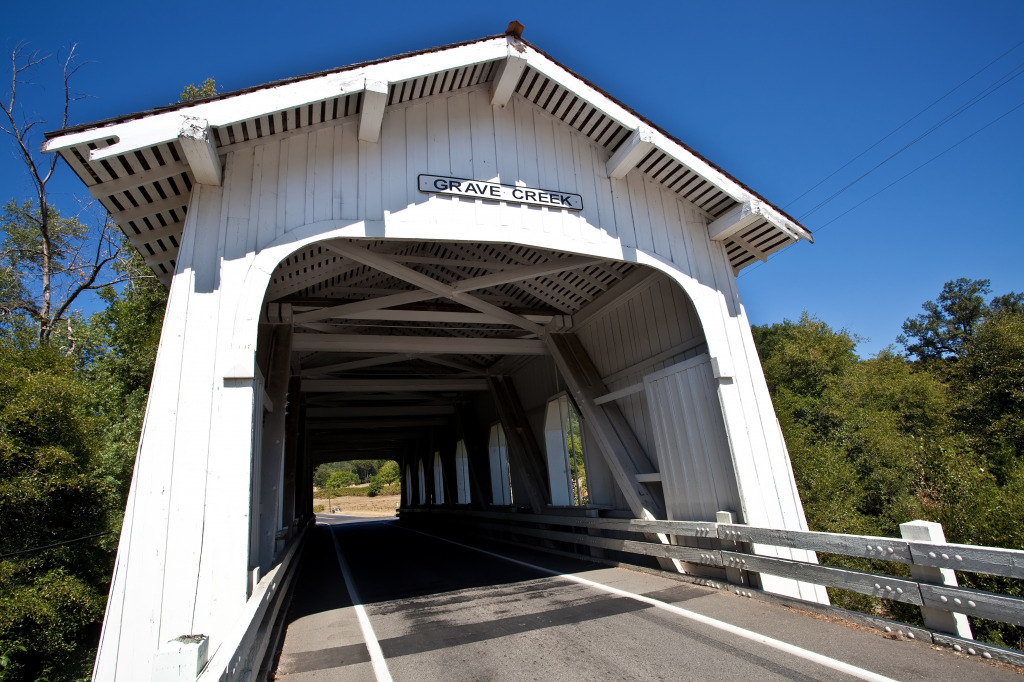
[[489, 50, 528, 108], [358, 80, 389, 143], [606, 126, 656, 179], [178, 117, 223, 186]]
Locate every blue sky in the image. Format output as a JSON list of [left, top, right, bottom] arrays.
[[3, 1, 1022, 356]]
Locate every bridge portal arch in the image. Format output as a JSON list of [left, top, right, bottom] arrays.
[[44, 31, 827, 680]]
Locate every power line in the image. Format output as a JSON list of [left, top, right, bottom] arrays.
[[738, 97, 1024, 280], [799, 61, 1024, 220], [0, 530, 116, 560], [783, 38, 1024, 210]]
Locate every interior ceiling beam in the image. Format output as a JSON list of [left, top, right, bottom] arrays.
[[293, 289, 436, 324], [307, 417, 450, 429], [320, 242, 601, 335], [301, 353, 416, 377], [292, 333, 547, 356], [302, 308, 557, 325], [302, 378, 489, 392], [306, 405, 455, 418]]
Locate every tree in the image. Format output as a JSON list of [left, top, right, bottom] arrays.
[[0, 340, 112, 681], [325, 470, 359, 490], [899, 278, 1023, 363], [180, 78, 218, 103], [0, 44, 124, 344]]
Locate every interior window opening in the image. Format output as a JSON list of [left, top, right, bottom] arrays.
[[487, 423, 513, 506], [417, 460, 427, 505], [433, 451, 445, 505], [454, 440, 471, 504], [544, 394, 589, 507]]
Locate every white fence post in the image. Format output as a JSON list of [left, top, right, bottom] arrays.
[[899, 520, 973, 639]]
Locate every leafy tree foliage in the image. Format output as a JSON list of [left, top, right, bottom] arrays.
[[899, 278, 1023, 363], [368, 461, 401, 497], [754, 291, 1024, 649], [0, 340, 112, 681], [0, 45, 124, 345], [180, 78, 218, 102]]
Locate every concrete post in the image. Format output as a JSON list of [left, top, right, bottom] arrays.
[[899, 520, 973, 639], [152, 635, 209, 682]]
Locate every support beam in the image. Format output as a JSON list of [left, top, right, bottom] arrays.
[[293, 290, 438, 324], [306, 405, 455, 418], [302, 378, 488, 392], [292, 334, 547, 356], [302, 354, 414, 377], [358, 79, 389, 143], [177, 117, 222, 186], [707, 200, 762, 242], [322, 242, 546, 335], [545, 332, 665, 520], [314, 309, 557, 325], [606, 126, 656, 179], [307, 417, 449, 429], [487, 376, 549, 514], [489, 52, 528, 107]]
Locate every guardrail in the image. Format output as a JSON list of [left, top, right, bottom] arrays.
[[399, 507, 1024, 665]]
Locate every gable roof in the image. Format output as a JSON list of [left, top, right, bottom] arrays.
[[43, 33, 811, 284]]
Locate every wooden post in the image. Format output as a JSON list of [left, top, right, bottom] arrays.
[[455, 402, 491, 510], [487, 376, 549, 513], [900, 520, 973, 639], [717, 511, 749, 587]]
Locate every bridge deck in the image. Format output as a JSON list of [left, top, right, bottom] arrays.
[[271, 516, 1018, 681]]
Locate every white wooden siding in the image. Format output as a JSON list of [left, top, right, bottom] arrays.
[[574, 275, 707, 457]]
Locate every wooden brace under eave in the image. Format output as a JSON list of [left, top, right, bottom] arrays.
[[178, 117, 223, 186]]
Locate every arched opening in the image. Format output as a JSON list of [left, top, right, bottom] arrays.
[[244, 235, 745, 578]]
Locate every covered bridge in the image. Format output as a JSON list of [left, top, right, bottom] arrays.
[[45, 25, 825, 680]]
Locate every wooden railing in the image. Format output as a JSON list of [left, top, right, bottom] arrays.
[[399, 507, 1024, 665]]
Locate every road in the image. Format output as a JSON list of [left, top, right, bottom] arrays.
[[272, 516, 1019, 681]]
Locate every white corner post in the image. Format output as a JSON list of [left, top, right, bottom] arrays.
[[899, 520, 973, 639], [152, 635, 209, 682]]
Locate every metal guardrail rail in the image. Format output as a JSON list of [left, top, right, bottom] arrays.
[[400, 507, 1024, 665]]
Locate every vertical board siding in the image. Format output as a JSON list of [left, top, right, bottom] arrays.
[[234, 84, 722, 273], [644, 356, 742, 522], [574, 276, 707, 456]]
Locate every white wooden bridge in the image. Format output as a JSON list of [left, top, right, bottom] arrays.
[[43, 23, 1023, 681]]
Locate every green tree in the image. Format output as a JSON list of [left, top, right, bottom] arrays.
[[899, 278, 1023, 364], [946, 307, 1024, 481], [180, 78, 218, 102], [326, 470, 359, 491], [367, 461, 401, 497], [0, 44, 124, 345], [0, 341, 112, 681]]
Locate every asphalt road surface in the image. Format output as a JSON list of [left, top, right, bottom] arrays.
[[272, 516, 1020, 681]]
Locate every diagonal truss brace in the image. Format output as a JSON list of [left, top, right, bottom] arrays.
[[311, 241, 601, 334]]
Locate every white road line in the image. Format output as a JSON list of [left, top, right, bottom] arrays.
[[400, 526, 900, 682], [325, 522, 394, 682]]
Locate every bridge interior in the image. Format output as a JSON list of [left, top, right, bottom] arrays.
[[251, 237, 714, 577]]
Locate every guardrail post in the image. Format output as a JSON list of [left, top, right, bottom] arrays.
[[717, 511, 748, 587], [899, 520, 973, 639]]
